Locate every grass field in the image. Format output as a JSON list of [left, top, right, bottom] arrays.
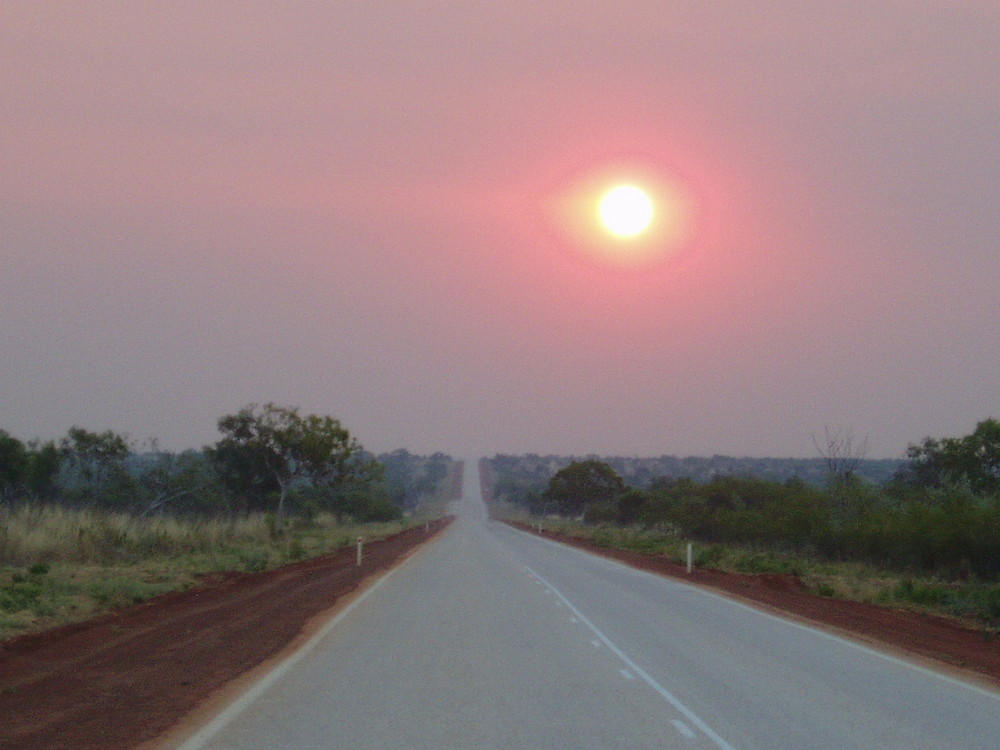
[[0, 506, 425, 641]]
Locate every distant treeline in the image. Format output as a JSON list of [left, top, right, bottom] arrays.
[[485, 419, 1000, 580], [0, 405, 458, 524], [488, 453, 904, 493]]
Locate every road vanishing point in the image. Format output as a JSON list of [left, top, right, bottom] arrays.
[[173, 460, 1000, 750]]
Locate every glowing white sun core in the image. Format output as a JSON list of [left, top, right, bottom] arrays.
[[598, 184, 655, 237]]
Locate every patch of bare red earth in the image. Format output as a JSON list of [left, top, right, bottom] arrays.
[[0, 518, 452, 750], [507, 522, 1000, 689]]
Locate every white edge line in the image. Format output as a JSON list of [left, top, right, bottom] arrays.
[[512, 525, 1000, 703], [698, 581, 1000, 702], [175, 562, 407, 750], [524, 564, 738, 750]]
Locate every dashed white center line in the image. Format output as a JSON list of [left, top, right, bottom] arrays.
[[620, 669, 635, 680], [672, 719, 697, 739], [525, 564, 737, 750], [589, 639, 602, 649]]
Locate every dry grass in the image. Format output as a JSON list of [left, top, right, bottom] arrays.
[[0, 506, 416, 641]]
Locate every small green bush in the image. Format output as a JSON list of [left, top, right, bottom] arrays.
[[239, 551, 270, 573], [264, 512, 281, 540], [694, 544, 724, 567], [893, 579, 950, 607], [88, 577, 171, 607], [731, 552, 802, 576], [947, 585, 1000, 624], [620, 533, 674, 555], [583, 502, 618, 525], [1, 581, 43, 612], [352, 495, 404, 523]]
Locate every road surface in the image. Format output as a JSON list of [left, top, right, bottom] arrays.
[[174, 460, 1000, 749]]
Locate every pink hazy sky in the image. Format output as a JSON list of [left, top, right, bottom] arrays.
[[2, 3, 998, 459]]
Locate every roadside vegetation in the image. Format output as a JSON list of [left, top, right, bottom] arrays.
[[484, 419, 1000, 633], [0, 405, 460, 640]]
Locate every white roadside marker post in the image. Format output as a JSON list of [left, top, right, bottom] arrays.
[[356, 537, 363, 566], [686, 542, 693, 574]]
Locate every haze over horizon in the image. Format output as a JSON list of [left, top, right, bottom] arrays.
[[3, 4, 998, 460]]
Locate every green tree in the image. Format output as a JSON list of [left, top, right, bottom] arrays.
[[25, 440, 61, 500], [214, 404, 366, 524], [211, 434, 278, 511], [0, 430, 28, 502], [903, 419, 1000, 495], [320, 450, 386, 521], [136, 448, 219, 516], [616, 488, 651, 525], [543, 460, 626, 517], [60, 427, 133, 506], [61, 427, 130, 483]]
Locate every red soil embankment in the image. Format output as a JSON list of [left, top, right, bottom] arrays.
[[0, 518, 452, 750]]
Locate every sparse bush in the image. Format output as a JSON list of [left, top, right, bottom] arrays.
[[892, 579, 950, 607], [238, 551, 270, 573], [694, 544, 724, 567], [815, 583, 836, 597], [88, 576, 173, 607], [349, 493, 403, 522], [730, 551, 802, 576], [616, 489, 650, 525], [619, 532, 676, 555], [583, 501, 618, 525], [287, 538, 305, 561], [1, 579, 42, 612], [264, 511, 281, 540]]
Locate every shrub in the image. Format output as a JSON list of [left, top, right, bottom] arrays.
[[0, 580, 42, 612], [583, 502, 618, 525], [238, 551, 270, 573], [815, 583, 836, 597], [616, 489, 650, 525], [893, 579, 950, 607], [287, 538, 306, 561], [731, 551, 802, 576], [350, 494, 403, 523]]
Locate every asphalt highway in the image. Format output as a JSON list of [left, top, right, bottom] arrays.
[[175, 461, 1000, 749]]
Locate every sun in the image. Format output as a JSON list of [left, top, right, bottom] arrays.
[[598, 184, 655, 238], [543, 164, 694, 267]]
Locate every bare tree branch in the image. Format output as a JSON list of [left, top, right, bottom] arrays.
[[812, 426, 868, 479]]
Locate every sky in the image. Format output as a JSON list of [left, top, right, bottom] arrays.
[[2, 2, 998, 460]]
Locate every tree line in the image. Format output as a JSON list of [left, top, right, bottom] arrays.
[[0, 403, 456, 525], [488, 419, 1000, 579], [486, 452, 904, 494]]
